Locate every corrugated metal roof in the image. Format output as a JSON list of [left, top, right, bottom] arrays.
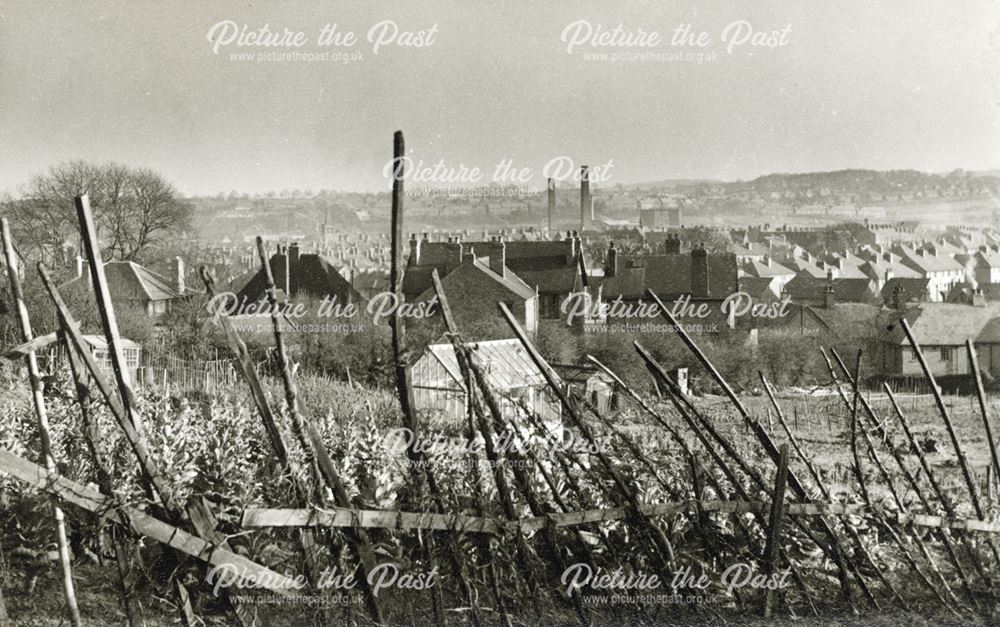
[[81, 334, 141, 350], [424, 339, 556, 391]]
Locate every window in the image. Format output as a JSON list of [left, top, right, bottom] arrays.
[[941, 347, 952, 361]]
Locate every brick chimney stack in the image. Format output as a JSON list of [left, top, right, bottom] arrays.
[[272, 246, 287, 296], [691, 243, 709, 297], [606, 241, 618, 278], [892, 284, 906, 310], [288, 243, 300, 297], [564, 231, 577, 264], [580, 165, 590, 234], [408, 233, 421, 266], [664, 233, 681, 255], [488, 240, 506, 277], [174, 256, 185, 294]]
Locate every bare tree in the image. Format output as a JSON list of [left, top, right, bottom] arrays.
[[2, 161, 191, 263], [105, 167, 192, 259]]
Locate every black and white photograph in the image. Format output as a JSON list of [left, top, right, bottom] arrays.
[[1, 1, 1000, 625]]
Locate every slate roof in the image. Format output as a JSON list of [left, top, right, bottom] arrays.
[[470, 259, 537, 300], [405, 239, 578, 297], [515, 267, 582, 295], [236, 253, 364, 303], [969, 249, 1000, 269], [860, 255, 922, 281], [597, 253, 739, 301], [62, 261, 188, 302], [414, 258, 537, 303], [402, 266, 439, 298], [921, 239, 966, 257], [894, 246, 964, 273], [738, 276, 780, 300], [976, 318, 1000, 343], [741, 258, 796, 278], [883, 303, 1000, 346], [729, 242, 770, 258], [783, 275, 877, 303], [351, 270, 388, 292], [778, 303, 884, 339], [783, 255, 830, 278], [880, 277, 930, 303]]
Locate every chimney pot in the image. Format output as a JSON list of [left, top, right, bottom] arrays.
[[691, 244, 709, 297], [489, 241, 506, 277], [823, 282, 836, 308], [174, 256, 185, 295], [606, 240, 618, 278]]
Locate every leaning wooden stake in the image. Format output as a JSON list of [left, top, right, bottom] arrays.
[[431, 271, 549, 618], [499, 302, 679, 575], [254, 237, 385, 625], [762, 445, 790, 618], [385, 132, 467, 626], [900, 319, 1000, 568], [75, 195, 142, 433], [827, 351, 973, 596], [37, 263, 244, 626], [968, 339, 1000, 513], [882, 382, 981, 605], [0, 587, 8, 627], [762, 372, 922, 611], [0, 219, 81, 627], [633, 345, 820, 615], [61, 323, 142, 627], [200, 267, 328, 624], [646, 289, 855, 605]]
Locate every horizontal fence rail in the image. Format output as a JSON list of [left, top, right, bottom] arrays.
[[242, 500, 1000, 536]]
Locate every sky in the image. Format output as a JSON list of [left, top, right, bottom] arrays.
[[1, 0, 999, 196]]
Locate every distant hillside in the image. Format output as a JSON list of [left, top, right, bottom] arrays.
[[740, 168, 1000, 197]]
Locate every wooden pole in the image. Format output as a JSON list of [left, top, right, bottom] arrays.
[[498, 302, 679, 573], [1, 219, 81, 627], [431, 270, 548, 620], [384, 132, 452, 626], [968, 339, 1000, 507], [883, 383, 981, 608], [646, 290, 855, 605], [828, 350, 972, 609], [765, 371, 910, 610], [633, 346, 821, 615], [200, 268, 328, 623], [0, 449, 301, 596], [37, 264, 244, 626], [900, 320, 1000, 569], [0, 587, 8, 627], [61, 324, 141, 627], [762, 444, 789, 618], [75, 195, 142, 434]]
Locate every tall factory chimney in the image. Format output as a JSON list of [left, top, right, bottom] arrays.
[[547, 178, 555, 232], [580, 165, 590, 233]]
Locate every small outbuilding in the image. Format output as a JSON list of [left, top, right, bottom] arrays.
[[411, 338, 561, 424]]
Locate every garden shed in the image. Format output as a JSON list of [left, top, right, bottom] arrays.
[[411, 338, 561, 424]]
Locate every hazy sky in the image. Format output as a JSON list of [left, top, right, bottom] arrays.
[[1, 0, 999, 195]]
